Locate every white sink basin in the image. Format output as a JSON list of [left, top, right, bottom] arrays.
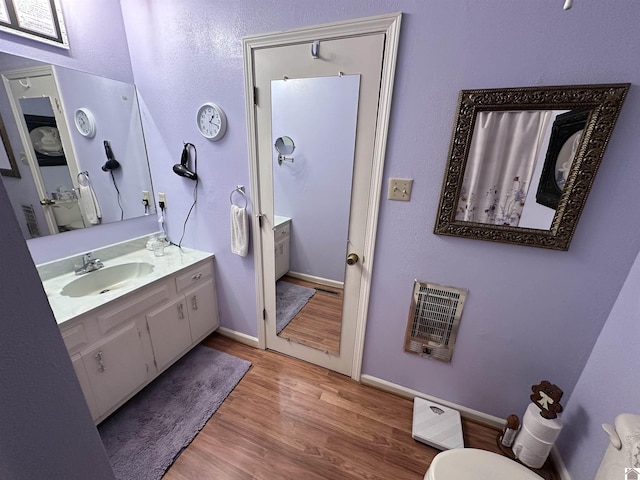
[[61, 262, 154, 298]]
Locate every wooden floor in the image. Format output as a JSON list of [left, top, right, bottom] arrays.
[[163, 334, 560, 480], [277, 276, 342, 355]]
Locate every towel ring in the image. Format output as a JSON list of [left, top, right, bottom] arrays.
[[230, 185, 248, 208]]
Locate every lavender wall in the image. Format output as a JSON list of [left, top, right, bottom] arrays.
[[119, 6, 640, 478], [556, 245, 640, 478], [121, 0, 640, 416], [0, 181, 114, 479]]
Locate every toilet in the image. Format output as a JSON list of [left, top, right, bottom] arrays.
[[595, 413, 640, 478], [51, 198, 85, 230], [424, 448, 543, 479]]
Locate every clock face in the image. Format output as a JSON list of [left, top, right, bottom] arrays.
[[74, 108, 96, 138], [197, 102, 227, 140]]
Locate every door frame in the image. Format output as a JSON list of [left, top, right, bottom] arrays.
[[2, 66, 81, 235], [242, 12, 402, 380]]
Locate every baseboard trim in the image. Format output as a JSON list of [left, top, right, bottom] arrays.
[[217, 327, 260, 348], [360, 374, 505, 429], [287, 271, 344, 289]]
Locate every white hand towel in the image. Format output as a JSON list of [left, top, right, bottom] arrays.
[[231, 205, 249, 257], [77, 184, 102, 225]]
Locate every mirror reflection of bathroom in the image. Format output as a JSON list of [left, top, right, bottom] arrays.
[[0, 54, 155, 241], [272, 74, 360, 356], [456, 108, 588, 231], [19, 97, 85, 233]]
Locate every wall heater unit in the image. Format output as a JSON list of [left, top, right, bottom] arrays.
[[404, 280, 468, 363]]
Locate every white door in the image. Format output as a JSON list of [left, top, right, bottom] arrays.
[[246, 14, 401, 377], [3, 68, 80, 235]]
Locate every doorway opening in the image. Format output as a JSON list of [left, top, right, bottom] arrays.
[[243, 12, 402, 379]]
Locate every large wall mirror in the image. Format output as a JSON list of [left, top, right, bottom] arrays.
[[434, 83, 629, 250], [0, 52, 154, 240], [271, 75, 360, 355]]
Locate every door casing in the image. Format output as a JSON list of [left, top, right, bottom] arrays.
[[242, 12, 402, 380], [3, 66, 80, 235]]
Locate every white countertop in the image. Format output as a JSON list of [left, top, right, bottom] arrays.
[[42, 245, 213, 325], [275, 215, 291, 227]]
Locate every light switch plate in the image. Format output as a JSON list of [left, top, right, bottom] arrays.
[[388, 178, 413, 201]]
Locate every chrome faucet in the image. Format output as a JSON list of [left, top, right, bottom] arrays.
[[74, 252, 104, 275]]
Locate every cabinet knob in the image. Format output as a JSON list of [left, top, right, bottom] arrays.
[[191, 273, 202, 280]]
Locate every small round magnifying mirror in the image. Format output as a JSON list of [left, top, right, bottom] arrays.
[[274, 136, 295, 156], [274, 136, 295, 165]]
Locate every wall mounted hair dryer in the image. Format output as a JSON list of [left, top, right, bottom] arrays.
[[173, 143, 197, 180], [101, 140, 121, 171]]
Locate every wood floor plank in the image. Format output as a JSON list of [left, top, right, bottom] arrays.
[[162, 334, 560, 479], [278, 276, 343, 354]]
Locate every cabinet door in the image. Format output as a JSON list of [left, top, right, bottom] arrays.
[[71, 353, 99, 421], [275, 236, 290, 280], [81, 322, 148, 417], [185, 279, 219, 342], [146, 297, 192, 372]]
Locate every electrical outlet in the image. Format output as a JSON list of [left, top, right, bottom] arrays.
[[388, 178, 413, 201], [158, 192, 167, 208], [142, 191, 150, 203]]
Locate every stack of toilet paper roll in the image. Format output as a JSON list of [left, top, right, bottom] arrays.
[[512, 403, 563, 469]]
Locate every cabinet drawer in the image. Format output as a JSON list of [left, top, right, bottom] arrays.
[[274, 221, 290, 241], [61, 323, 89, 355], [175, 260, 214, 293], [97, 282, 171, 335]]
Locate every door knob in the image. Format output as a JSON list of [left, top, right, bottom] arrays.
[[346, 253, 359, 265], [40, 198, 55, 206]]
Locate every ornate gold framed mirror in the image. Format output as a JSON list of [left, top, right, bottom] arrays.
[[434, 83, 629, 250]]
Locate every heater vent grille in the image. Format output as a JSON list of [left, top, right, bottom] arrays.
[[22, 204, 41, 238], [404, 280, 468, 363]]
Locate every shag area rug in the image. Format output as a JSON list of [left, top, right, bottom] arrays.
[[98, 345, 251, 480], [276, 280, 316, 334]]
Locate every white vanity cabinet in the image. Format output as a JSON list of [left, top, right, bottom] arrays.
[[59, 257, 219, 424], [71, 354, 99, 420], [145, 261, 219, 374], [81, 323, 149, 417], [65, 318, 150, 422], [274, 216, 291, 280], [146, 296, 192, 373], [185, 279, 218, 341]]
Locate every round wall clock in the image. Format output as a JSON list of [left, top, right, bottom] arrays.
[[196, 102, 227, 140], [74, 108, 96, 138]]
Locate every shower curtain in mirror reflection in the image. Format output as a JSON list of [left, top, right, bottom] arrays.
[[456, 111, 552, 226]]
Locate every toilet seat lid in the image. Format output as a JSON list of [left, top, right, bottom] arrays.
[[427, 448, 543, 479]]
